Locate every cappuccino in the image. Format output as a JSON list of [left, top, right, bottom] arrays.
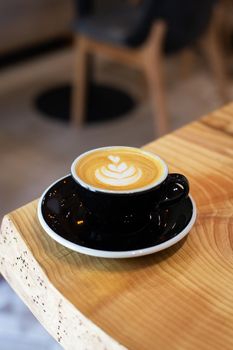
[[72, 147, 167, 193]]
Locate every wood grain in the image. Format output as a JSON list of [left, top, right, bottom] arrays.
[[1, 103, 233, 350]]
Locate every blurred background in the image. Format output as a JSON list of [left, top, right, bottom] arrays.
[[0, 0, 233, 348]]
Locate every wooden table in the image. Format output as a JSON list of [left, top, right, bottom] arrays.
[[1, 104, 233, 350]]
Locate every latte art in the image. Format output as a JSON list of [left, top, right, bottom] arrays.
[[95, 155, 142, 186], [73, 147, 167, 193]]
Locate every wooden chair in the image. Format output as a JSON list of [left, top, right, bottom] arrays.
[[72, 20, 168, 135], [72, 0, 228, 136]]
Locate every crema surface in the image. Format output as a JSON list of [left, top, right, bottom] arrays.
[[75, 147, 165, 192]]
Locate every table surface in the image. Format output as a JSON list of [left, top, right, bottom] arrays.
[[1, 104, 233, 350]]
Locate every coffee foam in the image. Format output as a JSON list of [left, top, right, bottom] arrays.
[[95, 154, 143, 187], [73, 147, 167, 193]]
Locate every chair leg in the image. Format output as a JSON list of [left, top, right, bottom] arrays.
[[199, 4, 229, 103], [143, 21, 169, 136], [72, 36, 91, 126]]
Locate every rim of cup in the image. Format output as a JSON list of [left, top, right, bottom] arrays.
[[71, 146, 168, 194]]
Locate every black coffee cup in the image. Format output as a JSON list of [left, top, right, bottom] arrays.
[[71, 148, 189, 238]]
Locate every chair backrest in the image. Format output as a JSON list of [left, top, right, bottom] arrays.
[[74, 0, 127, 17], [163, 0, 218, 52], [125, 0, 217, 52], [74, 0, 217, 53], [73, 0, 93, 17]]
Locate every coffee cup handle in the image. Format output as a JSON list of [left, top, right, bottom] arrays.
[[159, 173, 189, 207]]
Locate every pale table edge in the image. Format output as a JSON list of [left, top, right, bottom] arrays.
[[0, 214, 127, 350]]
